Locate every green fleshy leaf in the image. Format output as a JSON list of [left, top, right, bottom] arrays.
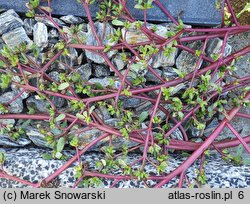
[[55, 114, 66, 122], [58, 82, 69, 90], [57, 137, 65, 152], [112, 19, 124, 26]]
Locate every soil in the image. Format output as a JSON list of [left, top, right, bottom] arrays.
[[230, 0, 250, 25]]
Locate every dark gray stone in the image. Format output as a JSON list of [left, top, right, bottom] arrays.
[[26, 95, 49, 113], [135, 101, 152, 115], [21, 121, 60, 148], [0, 7, 6, 13], [85, 22, 117, 64], [122, 22, 190, 45], [0, 134, 31, 147], [228, 31, 250, 52], [0, 118, 31, 147], [2, 27, 32, 50], [122, 24, 150, 45], [129, 62, 148, 77], [172, 128, 184, 140], [35, 16, 65, 28], [89, 77, 120, 89], [52, 96, 65, 109], [0, 119, 15, 130], [95, 106, 111, 121], [172, 83, 186, 94], [0, 9, 23, 35], [26, 126, 53, 149], [104, 118, 120, 128], [0, 91, 23, 113], [190, 126, 202, 138], [155, 104, 171, 121], [204, 118, 219, 137], [233, 53, 250, 78], [78, 23, 88, 33], [0, 119, 16, 137], [206, 38, 232, 58], [218, 107, 250, 140], [57, 47, 78, 70], [48, 71, 60, 82], [0, 38, 5, 50], [121, 97, 141, 109], [77, 53, 84, 65], [162, 67, 178, 80], [47, 72, 66, 108], [145, 69, 162, 83], [62, 26, 87, 43], [30, 52, 48, 67], [150, 49, 177, 68], [112, 53, 127, 71], [0, 0, 224, 26], [101, 135, 139, 150], [70, 126, 138, 151], [60, 15, 84, 24], [176, 41, 203, 74], [75, 64, 92, 81], [10, 76, 30, 100], [33, 22, 48, 48], [49, 28, 59, 39], [23, 18, 35, 36], [122, 23, 175, 45], [227, 31, 250, 78], [93, 64, 110, 78], [69, 128, 103, 150]]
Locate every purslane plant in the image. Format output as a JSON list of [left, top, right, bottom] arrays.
[[0, 0, 249, 188]]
